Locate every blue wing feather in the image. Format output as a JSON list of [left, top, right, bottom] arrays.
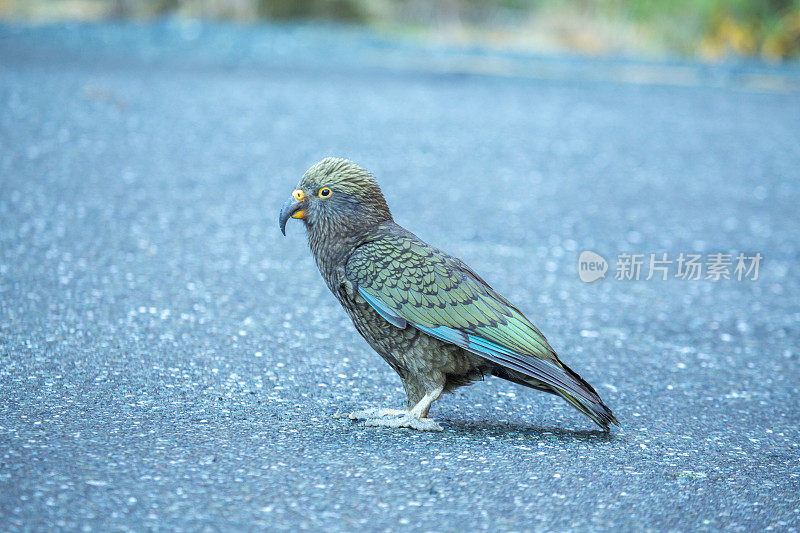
[[357, 286, 407, 329]]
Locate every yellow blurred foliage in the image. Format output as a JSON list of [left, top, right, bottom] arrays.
[[702, 10, 800, 60], [701, 16, 756, 58]]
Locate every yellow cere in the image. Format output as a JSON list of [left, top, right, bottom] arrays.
[[292, 189, 305, 201]]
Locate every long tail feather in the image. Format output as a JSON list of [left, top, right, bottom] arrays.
[[496, 364, 619, 431], [554, 388, 619, 431]]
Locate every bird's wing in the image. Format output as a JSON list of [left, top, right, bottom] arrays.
[[345, 232, 601, 406]]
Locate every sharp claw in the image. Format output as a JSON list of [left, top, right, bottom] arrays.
[[347, 407, 405, 420], [363, 413, 444, 432]]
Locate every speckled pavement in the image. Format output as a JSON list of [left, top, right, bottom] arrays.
[[1, 22, 799, 531]]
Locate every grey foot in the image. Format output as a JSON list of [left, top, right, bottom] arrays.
[[363, 413, 444, 432], [347, 407, 406, 420]]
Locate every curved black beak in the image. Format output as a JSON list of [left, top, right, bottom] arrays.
[[279, 197, 306, 236]]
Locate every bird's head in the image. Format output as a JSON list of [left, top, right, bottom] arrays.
[[279, 158, 392, 237]]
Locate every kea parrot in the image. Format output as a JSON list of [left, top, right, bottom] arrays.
[[279, 157, 618, 432]]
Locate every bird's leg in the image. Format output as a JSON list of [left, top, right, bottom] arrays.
[[362, 385, 444, 432], [409, 386, 442, 418]]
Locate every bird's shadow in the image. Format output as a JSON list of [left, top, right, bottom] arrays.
[[438, 418, 616, 443]]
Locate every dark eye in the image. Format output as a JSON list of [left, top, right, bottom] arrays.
[[318, 187, 332, 198]]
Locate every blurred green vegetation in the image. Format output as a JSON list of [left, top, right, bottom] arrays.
[[2, 0, 799, 60]]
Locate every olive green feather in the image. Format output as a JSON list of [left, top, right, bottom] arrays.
[[347, 230, 556, 359]]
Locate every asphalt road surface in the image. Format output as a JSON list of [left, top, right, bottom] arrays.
[[1, 21, 799, 531]]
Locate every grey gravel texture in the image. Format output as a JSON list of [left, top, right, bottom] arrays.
[[1, 21, 799, 531]]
